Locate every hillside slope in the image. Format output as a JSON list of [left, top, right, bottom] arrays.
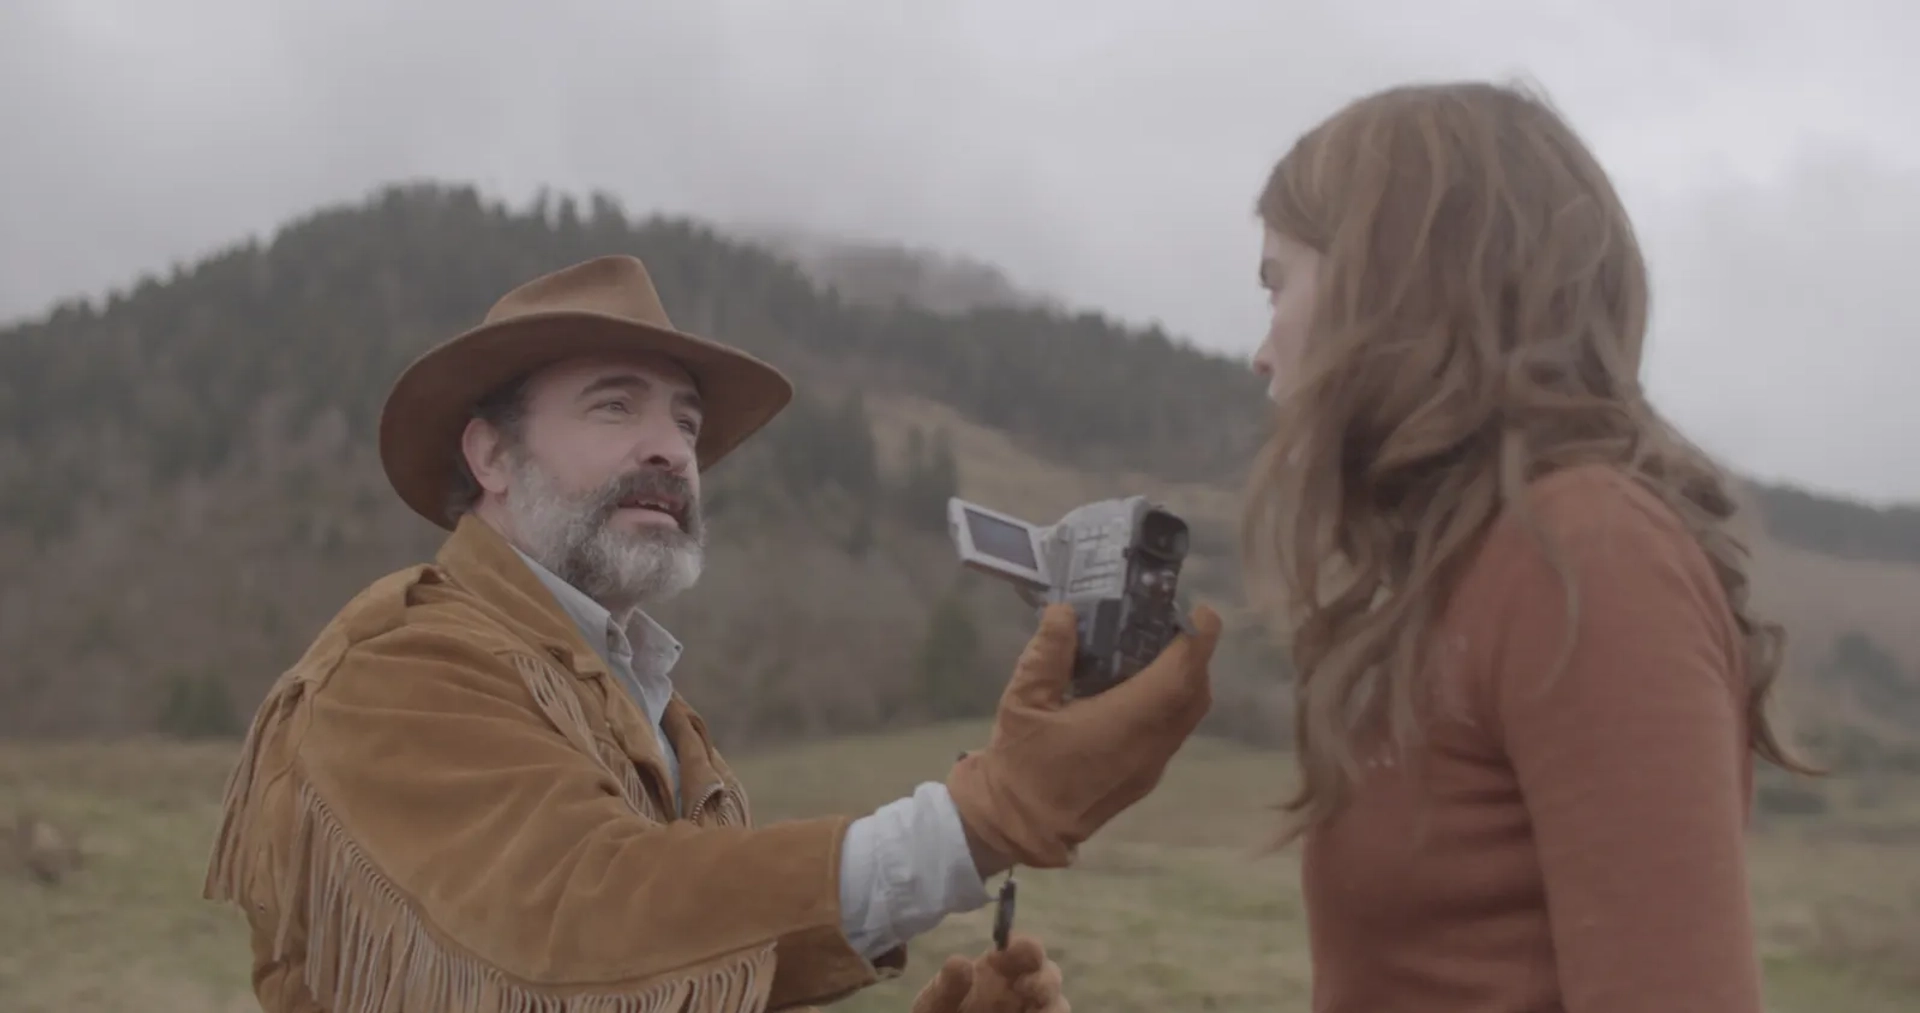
[[0, 182, 1912, 751]]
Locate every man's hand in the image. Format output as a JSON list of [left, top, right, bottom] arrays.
[[908, 934, 1069, 1013], [946, 602, 1221, 869]]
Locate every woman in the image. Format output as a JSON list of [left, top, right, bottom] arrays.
[[1240, 81, 1817, 1012]]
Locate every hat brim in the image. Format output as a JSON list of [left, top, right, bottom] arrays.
[[379, 309, 793, 530]]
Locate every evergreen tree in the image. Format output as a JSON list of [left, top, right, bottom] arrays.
[[833, 388, 880, 499], [844, 507, 875, 559], [895, 425, 959, 530], [157, 672, 241, 740], [918, 591, 994, 720]]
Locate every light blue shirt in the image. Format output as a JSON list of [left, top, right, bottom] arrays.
[[513, 548, 990, 957]]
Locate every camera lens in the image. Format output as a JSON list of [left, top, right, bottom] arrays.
[[1139, 511, 1188, 559]]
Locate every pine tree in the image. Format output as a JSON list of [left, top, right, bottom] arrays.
[[918, 591, 993, 719], [895, 425, 959, 530]]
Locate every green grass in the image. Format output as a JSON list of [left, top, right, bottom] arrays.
[[2, 727, 1917, 1012]]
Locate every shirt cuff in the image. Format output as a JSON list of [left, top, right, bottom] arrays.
[[838, 781, 994, 958]]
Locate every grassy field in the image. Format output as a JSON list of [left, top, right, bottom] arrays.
[[2, 724, 1917, 1013]]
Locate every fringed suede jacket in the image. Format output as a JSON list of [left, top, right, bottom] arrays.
[[205, 516, 902, 1013]]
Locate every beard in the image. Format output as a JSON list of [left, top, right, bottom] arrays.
[[502, 453, 706, 614]]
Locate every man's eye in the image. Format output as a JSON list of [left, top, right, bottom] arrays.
[[595, 399, 630, 415], [678, 416, 702, 436]]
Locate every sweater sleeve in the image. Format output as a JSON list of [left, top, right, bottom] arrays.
[[1480, 478, 1765, 1013], [282, 624, 884, 1013]]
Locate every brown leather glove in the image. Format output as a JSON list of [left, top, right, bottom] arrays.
[[946, 602, 1221, 868], [908, 934, 1069, 1013]]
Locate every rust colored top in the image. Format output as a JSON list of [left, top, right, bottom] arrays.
[[1300, 465, 1764, 1013]]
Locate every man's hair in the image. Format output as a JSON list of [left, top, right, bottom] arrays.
[[443, 373, 533, 523]]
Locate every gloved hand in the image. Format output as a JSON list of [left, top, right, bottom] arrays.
[[945, 602, 1221, 869], [908, 934, 1069, 1013]]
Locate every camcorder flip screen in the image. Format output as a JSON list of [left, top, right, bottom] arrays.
[[964, 509, 1039, 570]]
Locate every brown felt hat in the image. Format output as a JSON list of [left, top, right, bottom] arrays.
[[379, 254, 793, 529]]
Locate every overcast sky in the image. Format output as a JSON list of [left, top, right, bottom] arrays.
[[3, 0, 1916, 503]]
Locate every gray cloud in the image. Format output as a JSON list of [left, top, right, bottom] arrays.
[[1637, 147, 1920, 502], [1, 0, 1914, 500]]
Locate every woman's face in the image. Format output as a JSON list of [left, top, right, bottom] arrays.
[[1252, 226, 1322, 402]]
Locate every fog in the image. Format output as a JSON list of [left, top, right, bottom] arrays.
[[2, 0, 1915, 500]]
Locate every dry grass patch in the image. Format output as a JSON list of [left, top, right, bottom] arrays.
[[0, 731, 1916, 1012]]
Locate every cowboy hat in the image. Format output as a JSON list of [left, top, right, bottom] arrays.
[[378, 254, 794, 529]]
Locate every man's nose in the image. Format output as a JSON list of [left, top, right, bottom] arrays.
[[635, 425, 696, 474], [640, 442, 694, 474], [1250, 347, 1275, 378]]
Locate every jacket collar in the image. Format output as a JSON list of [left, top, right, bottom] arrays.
[[433, 514, 738, 814], [434, 513, 613, 681]]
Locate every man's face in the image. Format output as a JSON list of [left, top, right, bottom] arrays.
[[463, 350, 708, 613]]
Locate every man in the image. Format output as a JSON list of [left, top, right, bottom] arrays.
[[203, 254, 1221, 1013]]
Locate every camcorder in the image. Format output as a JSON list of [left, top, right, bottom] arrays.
[[946, 494, 1196, 950], [946, 494, 1193, 699]]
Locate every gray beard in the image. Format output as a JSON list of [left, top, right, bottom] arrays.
[[502, 454, 705, 615]]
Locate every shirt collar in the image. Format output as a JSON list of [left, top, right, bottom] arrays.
[[510, 547, 683, 724]]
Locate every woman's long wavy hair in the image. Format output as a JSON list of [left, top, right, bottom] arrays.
[[1241, 80, 1817, 846]]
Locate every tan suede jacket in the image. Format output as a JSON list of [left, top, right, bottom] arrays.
[[205, 515, 903, 1013]]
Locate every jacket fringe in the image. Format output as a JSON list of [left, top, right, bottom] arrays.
[[514, 653, 669, 823], [205, 677, 301, 905], [206, 656, 772, 1012], [204, 665, 776, 1013], [270, 779, 780, 1013]]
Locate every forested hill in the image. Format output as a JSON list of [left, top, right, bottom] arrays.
[[1747, 484, 1920, 567], [0, 183, 1263, 538], [0, 183, 1914, 749]]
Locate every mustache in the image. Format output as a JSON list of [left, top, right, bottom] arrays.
[[592, 468, 699, 530]]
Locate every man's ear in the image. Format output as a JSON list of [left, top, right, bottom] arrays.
[[460, 417, 513, 497]]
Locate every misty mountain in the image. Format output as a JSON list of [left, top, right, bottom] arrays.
[[729, 223, 1059, 317], [0, 183, 1912, 765]]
